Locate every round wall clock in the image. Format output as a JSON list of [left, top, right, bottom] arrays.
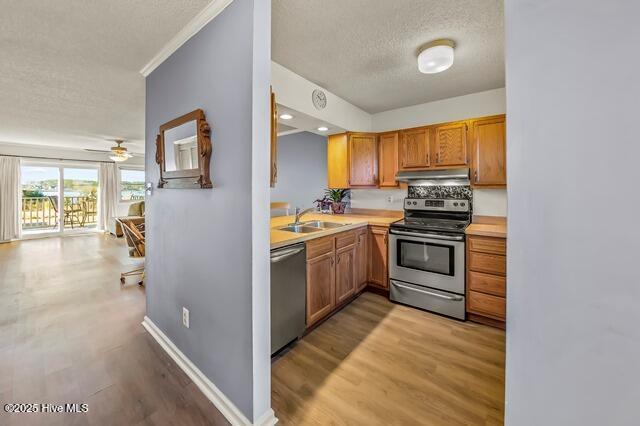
[[312, 89, 327, 110]]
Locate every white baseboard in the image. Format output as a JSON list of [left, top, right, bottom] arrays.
[[142, 316, 278, 426]]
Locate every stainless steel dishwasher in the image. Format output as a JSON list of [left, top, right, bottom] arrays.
[[270, 243, 306, 355]]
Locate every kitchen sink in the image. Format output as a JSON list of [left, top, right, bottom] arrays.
[[302, 221, 347, 229], [278, 225, 323, 234]]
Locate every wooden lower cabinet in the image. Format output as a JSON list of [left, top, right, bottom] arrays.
[[305, 225, 389, 327], [306, 251, 335, 326], [466, 234, 507, 328], [368, 226, 389, 289], [355, 228, 368, 292], [335, 244, 356, 304]]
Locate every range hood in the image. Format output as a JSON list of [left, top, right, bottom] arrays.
[[395, 168, 470, 186]]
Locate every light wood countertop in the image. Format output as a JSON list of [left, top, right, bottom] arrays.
[[271, 212, 401, 249], [465, 216, 507, 238]]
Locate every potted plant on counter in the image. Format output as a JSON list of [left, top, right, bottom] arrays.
[[324, 188, 350, 214]]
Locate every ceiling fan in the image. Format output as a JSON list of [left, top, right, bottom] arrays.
[[85, 139, 134, 162]]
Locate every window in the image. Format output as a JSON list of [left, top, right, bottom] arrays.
[[120, 169, 145, 201]]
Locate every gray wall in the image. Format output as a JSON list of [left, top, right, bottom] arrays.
[[270, 131, 327, 213], [145, 0, 268, 420], [505, 1, 640, 424]]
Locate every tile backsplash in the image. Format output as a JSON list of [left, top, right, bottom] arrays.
[[407, 185, 472, 200]]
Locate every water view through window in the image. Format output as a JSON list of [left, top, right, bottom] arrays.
[[120, 169, 145, 201], [21, 166, 98, 233]]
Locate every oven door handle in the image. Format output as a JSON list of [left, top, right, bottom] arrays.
[[392, 281, 464, 301], [389, 229, 464, 241]]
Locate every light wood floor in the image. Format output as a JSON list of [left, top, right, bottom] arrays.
[[0, 234, 228, 426], [272, 292, 506, 425]]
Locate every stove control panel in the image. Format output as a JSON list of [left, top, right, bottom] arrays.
[[404, 198, 470, 212]]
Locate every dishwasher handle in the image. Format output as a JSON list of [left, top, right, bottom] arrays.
[[270, 245, 305, 263]]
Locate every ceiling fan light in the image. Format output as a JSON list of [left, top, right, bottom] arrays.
[[110, 153, 128, 162], [418, 39, 455, 74]]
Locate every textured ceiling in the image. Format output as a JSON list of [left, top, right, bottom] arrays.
[[0, 0, 210, 153], [273, 0, 504, 113]]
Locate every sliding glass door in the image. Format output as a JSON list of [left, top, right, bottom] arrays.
[[63, 168, 98, 230], [21, 165, 61, 233], [21, 163, 99, 236]]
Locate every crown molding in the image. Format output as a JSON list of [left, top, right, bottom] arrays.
[[140, 0, 234, 77]]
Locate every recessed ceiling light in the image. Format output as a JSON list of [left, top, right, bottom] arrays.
[[418, 39, 455, 74], [317, 126, 329, 132], [279, 113, 293, 120]]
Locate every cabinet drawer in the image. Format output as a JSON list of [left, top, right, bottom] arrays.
[[306, 236, 334, 259], [468, 235, 506, 255], [468, 290, 505, 320], [468, 271, 506, 297], [468, 251, 506, 276], [335, 230, 357, 249]]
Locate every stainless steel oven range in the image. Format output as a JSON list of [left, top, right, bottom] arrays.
[[389, 170, 471, 320]]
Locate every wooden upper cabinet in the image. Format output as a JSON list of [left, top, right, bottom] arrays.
[[378, 132, 399, 187], [335, 244, 356, 305], [367, 226, 389, 289], [399, 127, 430, 170], [306, 251, 336, 326], [327, 133, 349, 189], [270, 89, 277, 187], [470, 115, 506, 187], [433, 121, 468, 167], [348, 133, 378, 187]]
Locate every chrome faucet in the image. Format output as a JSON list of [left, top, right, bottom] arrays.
[[293, 207, 315, 225]]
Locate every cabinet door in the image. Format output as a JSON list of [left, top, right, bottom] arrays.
[[270, 89, 277, 187], [355, 229, 368, 292], [367, 226, 388, 289], [433, 121, 468, 167], [348, 133, 378, 187], [378, 132, 399, 187], [327, 133, 349, 189], [400, 128, 430, 169], [335, 244, 356, 305], [470, 115, 506, 187], [306, 252, 336, 326]]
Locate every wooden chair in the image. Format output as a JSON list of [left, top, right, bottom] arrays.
[[118, 218, 145, 286], [270, 202, 291, 216], [47, 196, 59, 228]]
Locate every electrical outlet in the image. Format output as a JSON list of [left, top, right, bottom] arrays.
[[182, 307, 190, 328], [386, 195, 394, 203]]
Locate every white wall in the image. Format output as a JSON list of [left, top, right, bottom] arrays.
[[270, 132, 327, 213], [505, 1, 640, 425], [350, 188, 406, 211], [372, 88, 506, 132], [0, 141, 144, 166], [350, 187, 507, 217], [473, 189, 507, 217], [272, 62, 372, 132]]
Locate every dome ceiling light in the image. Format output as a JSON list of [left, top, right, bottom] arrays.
[[418, 39, 455, 74]]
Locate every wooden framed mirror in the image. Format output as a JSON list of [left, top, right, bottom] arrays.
[[155, 109, 212, 189]]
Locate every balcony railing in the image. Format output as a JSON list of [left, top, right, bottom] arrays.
[[22, 196, 98, 231]]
